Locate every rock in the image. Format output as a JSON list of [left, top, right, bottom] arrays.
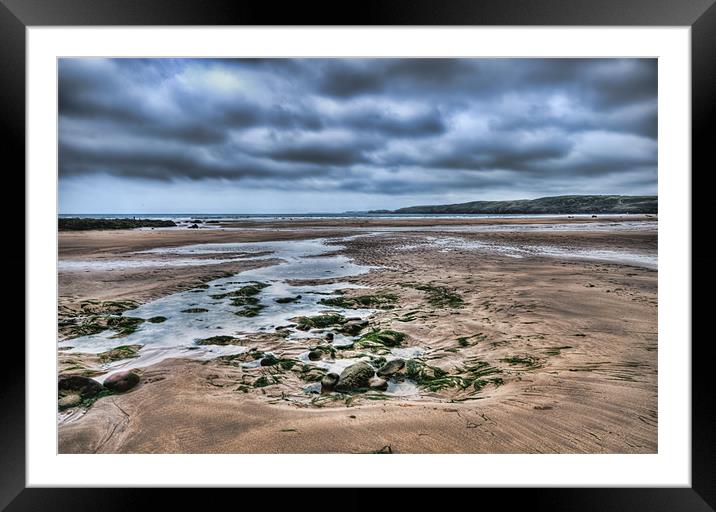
[[377, 358, 405, 378], [591, 215, 597, 218], [98, 344, 142, 363], [308, 350, 322, 361], [260, 354, 279, 366], [336, 362, 375, 392], [103, 371, 140, 392], [58, 375, 103, 397], [320, 373, 340, 393], [58, 394, 81, 409], [325, 332, 334, 342], [189, 223, 199, 229], [340, 319, 369, 336], [369, 376, 388, 391], [302, 368, 327, 382]]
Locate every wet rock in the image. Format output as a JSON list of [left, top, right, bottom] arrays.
[[58, 394, 81, 409], [308, 350, 323, 361], [98, 344, 142, 363], [340, 319, 368, 336], [377, 358, 405, 378], [260, 354, 279, 366], [336, 362, 375, 392], [320, 373, 340, 393], [189, 223, 199, 229], [369, 376, 388, 391], [302, 368, 327, 382], [357, 329, 406, 348], [325, 332, 334, 342], [103, 371, 140, 393], [58, 375, 103, 398]]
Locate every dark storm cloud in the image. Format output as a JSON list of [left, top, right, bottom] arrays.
[[59, 58, 657, 200]]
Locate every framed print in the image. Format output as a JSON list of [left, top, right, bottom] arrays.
[[4, 0, 713, 508]]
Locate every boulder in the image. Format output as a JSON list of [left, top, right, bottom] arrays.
[[103, 371, 140, 393], [308, 350, 323, 361], [302, 368, 327, 382], [340, 319, 369, 336], [377, 358, 405, 378], [320, 373, 340, 393], [369, 376, 388, 391], [260, 354, 279, 366], [189, 223, 199, 229], [58, 375, 103, 398], [336, 362, 375, 392], [325, 332, 335, 342]]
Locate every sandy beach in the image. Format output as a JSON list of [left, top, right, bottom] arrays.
[[57, 216, 657, 454]]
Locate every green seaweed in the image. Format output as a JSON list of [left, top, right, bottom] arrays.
[[501, 356, 541, 368], [107, 316, 145, 337], [98, 344, 142, 363], [406, 357, 502, 393], [196, 335, 242, 346], [210, 282, 268, 299], [319, 292, 398, 309], [356, 329, 405, 348], [295, 313, 346, 329], [78, 389, 115, 409], [544, 345, 573, 356], [229, 296, 260, 307], [411, 284, 465, 308], [235, 304, 266, 317], [253, 376, 270, 388], [275, 296, 301, 304]]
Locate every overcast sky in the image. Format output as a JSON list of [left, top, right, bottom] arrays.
[[59, 58, 657, 214]]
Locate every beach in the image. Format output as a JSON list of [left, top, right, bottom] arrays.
[[57, 215, 657, 454]]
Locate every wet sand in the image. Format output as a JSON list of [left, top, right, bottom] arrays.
[[58, 217, 657, 453]]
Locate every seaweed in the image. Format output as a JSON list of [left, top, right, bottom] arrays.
[[294, 313, 346, 329], [501, 356, 541, 368], [544, 345, 573, 356], [107, 316, 145, 337], [98, 344, 142, 363], [406, 357, 502, 393], [319, 292, 398, 309], [275, 296, 301, 304], [210, 282, 268, 299], [235, 304, 266, 317], [410, 283, 465, 308], [196, 335, 242, 346], [355, 329, 405, 348], [229, 296, 260, 307], [253, 376, 270, 388]]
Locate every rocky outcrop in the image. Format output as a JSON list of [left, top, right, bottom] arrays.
[[58, 375, 103, 398], [340, 319, 368, 336], [320, 373, 340, 393], [103, 371, 140, 393], [336, 362, 375, 392], [369, 376, 388, 391], [377, 359, 405, 378]]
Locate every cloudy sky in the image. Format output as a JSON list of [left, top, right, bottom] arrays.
[[59, 58, 657, 214]]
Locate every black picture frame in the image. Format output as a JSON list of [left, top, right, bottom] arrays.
[[3, 0, 713, 509]]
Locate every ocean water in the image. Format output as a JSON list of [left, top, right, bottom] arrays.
[[60, 236, 421, 401]]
